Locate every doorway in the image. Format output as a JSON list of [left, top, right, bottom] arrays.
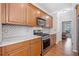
[[62, 21, 73, 54], [62, 21, 72, 39]]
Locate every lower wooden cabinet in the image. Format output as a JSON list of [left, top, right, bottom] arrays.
[[2, 40, 30, 56], [0, 47, 2, 56], [50, 34, 56, 47], [30, 38, 41, 56], [0, 37, 41, 56], [8, 47, 30, 56]]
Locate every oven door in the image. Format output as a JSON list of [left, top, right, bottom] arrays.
[[43, 38, 50, 50]]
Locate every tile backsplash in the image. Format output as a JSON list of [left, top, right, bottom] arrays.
[[42, 28, 50, 34], [2, 24, 50, 41], [2, 25, 33, 39]]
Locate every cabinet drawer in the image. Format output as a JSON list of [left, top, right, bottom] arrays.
[[3, 40, 30, 53], [7, 47, 30, 56]]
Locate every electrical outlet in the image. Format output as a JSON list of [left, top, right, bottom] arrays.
[[3, 29, 8, 33]]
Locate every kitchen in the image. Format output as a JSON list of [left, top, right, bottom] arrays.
[[0, 3, 55, 56], [0, 3, 78, 56]]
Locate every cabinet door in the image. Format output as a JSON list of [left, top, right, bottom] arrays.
[[50, 34, 56, 47], [50, 34, 54, 47], [30, 42, 41, 56], [8, 47, 30, 56], [30, 38, 41, 56], [40, 11, 46, 19], [27, 4, 37, 27], [6, 4, 27, 25], [76, 5, 79, 16], [46, 16, 53, 28], [0, 48, 2, 56], [35, 9, 41, 18]]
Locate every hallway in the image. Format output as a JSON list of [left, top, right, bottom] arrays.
[[45, 38, 77, 56]]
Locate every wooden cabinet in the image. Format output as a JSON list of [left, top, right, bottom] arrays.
[[45, 16, 53, 28], [2, 40, 30, 56], [76, 5, 79, 16], [50, 34, 56, 47], [27, 4, 37, 26], [30, 38, 41, 56], [40, 11, 46, 19], [2, 4, 27, 25], [0, 47, 2, 56], [0, 4, 1, 23], [1, 37, 41, 56], [27, 4, 41, 27], [8, 47, 30, 56], [1, 3, 42, 26], [40, 11, 53, 28], [1, 3, 53, 27]]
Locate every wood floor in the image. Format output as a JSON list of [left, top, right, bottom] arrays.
[[44, 38, 78, 56]]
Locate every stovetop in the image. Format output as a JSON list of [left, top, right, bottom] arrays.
[[34, 33, 49, 37]]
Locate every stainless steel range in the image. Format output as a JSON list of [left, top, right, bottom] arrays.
[[33, 30, 50, 54]]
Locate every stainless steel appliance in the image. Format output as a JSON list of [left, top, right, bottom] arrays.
[[77, 16, 79, 54], [42, 34, 50, 52], [37, 18, 46, 27], [33, 30, 50, 54]]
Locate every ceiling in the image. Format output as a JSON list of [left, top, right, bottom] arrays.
[[34, 3, 76, 15]]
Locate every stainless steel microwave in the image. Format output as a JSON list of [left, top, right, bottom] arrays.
[[37, 18, 46, 27]]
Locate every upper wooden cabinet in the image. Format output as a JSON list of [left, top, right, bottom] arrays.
[[40, 11, 53, 28], [40, 11, 46, 19], [1, 3, 41, 26], [2, 4, 27, 25], [27, 4, 36, 26], [76, 5, 79, 16], [45, 16, 53, 28], [1, 3, 53, 27], [30, 38, 41, 56], [26, 4, 41, 27]]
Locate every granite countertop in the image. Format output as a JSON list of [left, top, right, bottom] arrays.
[[0, 35, 41, 47]]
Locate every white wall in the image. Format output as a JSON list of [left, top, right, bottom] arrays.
[[56, 12, 62, 43], [72, 9, 77, 52], [50, 12, 62, 44], [53, 8, 76, 45], [56, 8, 77, 51], [60, 9, 77, 51], [50, 12, 57, 34], [62, 11, 72, 21], [50, 10, 73, 44]]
